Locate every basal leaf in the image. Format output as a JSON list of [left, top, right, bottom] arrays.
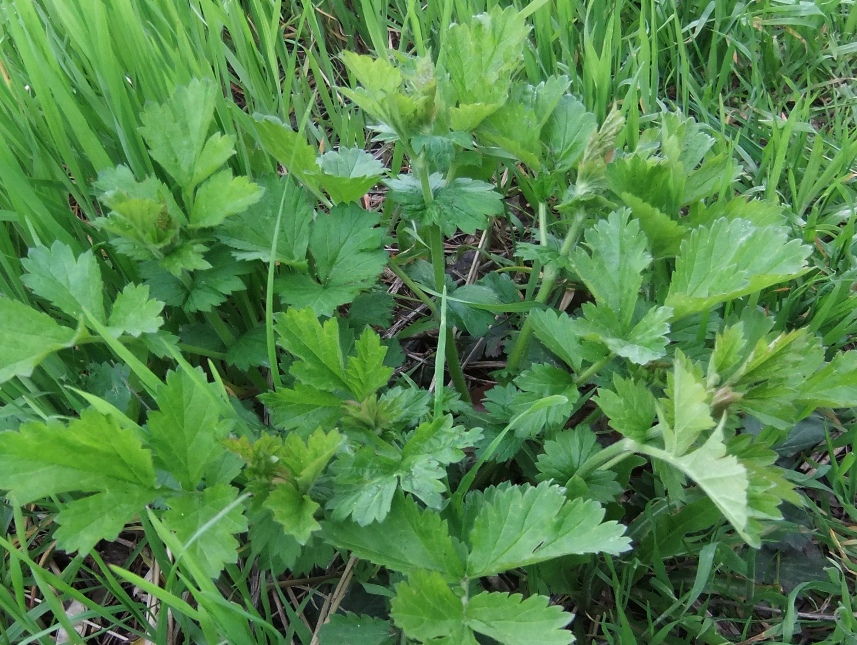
[[107, 284, 164, 337], [261, 384, 344, 431], [21, 242, 106, 323], [572, 302, 671, 365], [251, 115, 322, 193], [189, 170, 264, 229], [465, 482, 630, 578], [263, 482, 320, 545], [594, 375, 657, 442], [542, 95, 597, 172], [536, 428, 623, 503], [276, 307, 348, 393], [799, 351, 857, 409], [280, 428, 343, 492], [139, 79, 218, 189], [391, 570, 469, 642], [0, 298, 79, 383], [0, 409, 156, 503], [164, 483, 248, 579], [529, 309, 583, 370], [444, 6, 529, 109], [344, 327, 393, 401], [466, 591, 573, 645], [571, 209, 651, 329], [666, 218, 811, 319], [55, 485, 158, 554], [321, 493, 466, 580], [662, 353, 715, 455], [317, 148, 385, 203], [147, 368, 230, 490], [216, 174, 313, 265], [318, 613, 395, 645]]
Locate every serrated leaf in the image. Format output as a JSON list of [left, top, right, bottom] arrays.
[[164, 483, 248, 578], [139, 79, 218, 189], [799, 351, 857, 409], [594, 375, 657, 442], [261, 384, 344, 431], [388, 174, 504, 236], [216, 174, 313, 265], [317, 148, 385, 203], [536, 429, 623, 503], [21, 242, 105, 323], [466, 591, 573, 645], [444, 6, 529, 108], [279, 205, 386, 316], [251, 115, 322, 193], [662, 354, 715, 455], [345, 327, 393, 400], [322, 493, 465, 579], [280, 428, 343, 492], [571, 210, 651, 328], [529, 309, 584, 370], [0, 409, 156, 503], [620, 192, 687, 258], [318, 613, 395, 645], [0, 298, 79, 383], [666, 218, 811, 319], [465, 482, 630, 578], [542, 95, 597, 171], [189, 170, 264, 228], [147, 368, 230, 490], [391, 570, 468, 642], [276, 307, 348, 392], [54, 485, 158, 554], [107, 284, 164, 337], [263, 482, 320, 544], [572, 302, 672, 365]]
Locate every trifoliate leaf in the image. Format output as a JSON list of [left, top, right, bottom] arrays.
[[466, 591, 573, 645], [21, 242, 106, 323], [571, 302, 672, 365], [464, 482, 630, 578], [321, 493, 466, 580], [276, 307, 348, 393], [542, 95, 597, 172], [571, 210, 651, 329], [147, 368, 230, 490], [107, 284, 164, 337], [189, 170, 264, 229], [225, 325, 269, 369], [606, 155, 684, 216], [666, 218, 811, 319], [317, 148, 385, 203], [318, 613, 395, 645], [620, 192, 687, 258], [263, 482, 320, 545], [216, 174, 313, 265], [594, 375, 657, 442], [0, 409, 156, 504], [55, 485, 158, 554], [329, 449, 400, 525], [0, 298, 79, 383], [164, 483, 248, 579]]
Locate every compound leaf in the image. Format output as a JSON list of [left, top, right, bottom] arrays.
[[466, 591, 572, 645], [189, 170, 263, 229], [317, 148, 385, 203], [276, 307, 348, 393], [263, 482, 321, 545]]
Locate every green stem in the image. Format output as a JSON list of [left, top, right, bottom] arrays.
[[506, 208, 588, 374], [574, 354, 613, 386], [574, 438, 634, 481], [387, 259, 437, 316]]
